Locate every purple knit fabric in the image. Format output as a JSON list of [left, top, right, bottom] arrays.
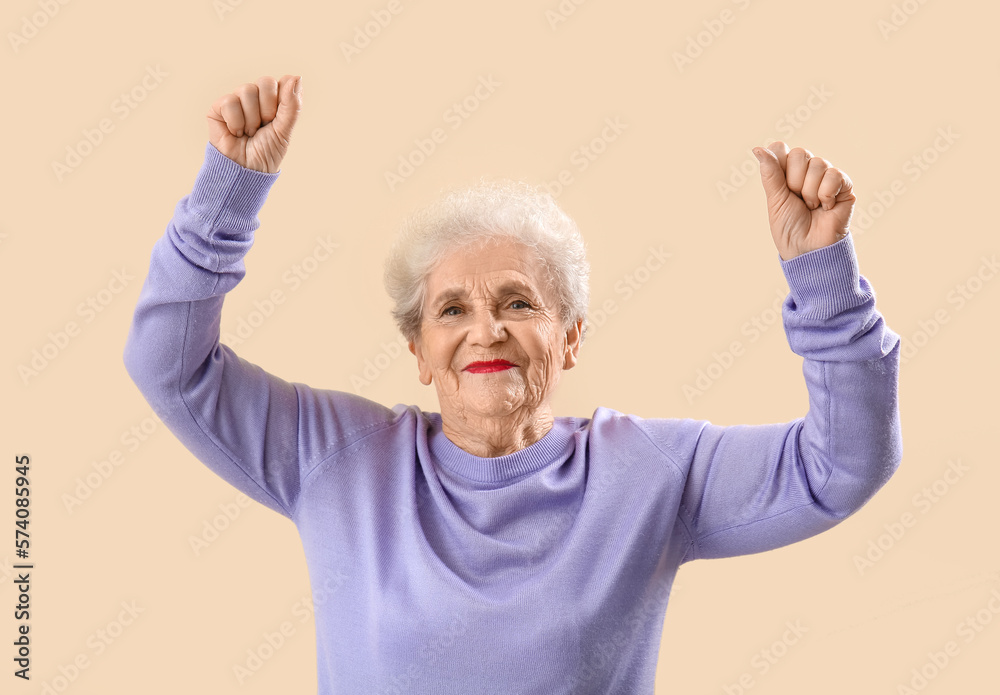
[[123, 142, 903, 694]]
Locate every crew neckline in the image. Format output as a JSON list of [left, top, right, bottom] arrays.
[[426, 413, 576, 484]]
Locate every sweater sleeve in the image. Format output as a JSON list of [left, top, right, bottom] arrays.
[[122, 142, 394, 520], [661, 233, 903, 561]]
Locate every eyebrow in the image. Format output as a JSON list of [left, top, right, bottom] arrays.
[[429, 281, 541, 309]]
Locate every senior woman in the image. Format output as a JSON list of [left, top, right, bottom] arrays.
[[124, 75, 902, 693]]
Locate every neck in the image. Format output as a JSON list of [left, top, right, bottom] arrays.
[[440, 404, 554, 458]]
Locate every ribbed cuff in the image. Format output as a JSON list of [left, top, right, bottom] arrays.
[[188, 142, 281, 234], [779, 233, 872, 320]]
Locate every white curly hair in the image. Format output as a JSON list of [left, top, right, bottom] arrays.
[[383, 177, 591, 346]]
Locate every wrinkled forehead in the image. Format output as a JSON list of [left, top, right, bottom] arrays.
[[423, 238, 553, 309]]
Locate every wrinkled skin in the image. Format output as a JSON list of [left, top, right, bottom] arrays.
[[409, 238, 583, 457]]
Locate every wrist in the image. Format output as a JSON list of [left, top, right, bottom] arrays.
[[779, 233, 869, 320], [187, 142, 281, 233]]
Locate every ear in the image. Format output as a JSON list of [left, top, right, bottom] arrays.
[[408, 337, 433, 386], [561, 318, 583, 370]]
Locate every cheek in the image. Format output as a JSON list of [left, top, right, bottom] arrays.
[[525, 323, 563, 368], [426, 332, 461, 369]]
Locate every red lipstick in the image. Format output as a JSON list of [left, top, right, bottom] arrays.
[[464, 360, 516, 374]]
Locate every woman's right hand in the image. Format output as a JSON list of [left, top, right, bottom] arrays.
[[206, 74, 302, 173]]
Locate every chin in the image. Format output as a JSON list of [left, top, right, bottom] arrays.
[[461, 395, 522, 419], [469, 403, 519, 419]]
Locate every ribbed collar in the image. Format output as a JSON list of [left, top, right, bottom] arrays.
[[426, 413, 576, 484]]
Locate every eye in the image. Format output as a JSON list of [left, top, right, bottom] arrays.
[[442, 306, 462, 317], [510, 300, 532, 310]]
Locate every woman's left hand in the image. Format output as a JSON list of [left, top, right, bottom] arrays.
[[753, 141, 856, 261]]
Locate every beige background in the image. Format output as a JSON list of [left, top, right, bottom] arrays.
[[2, 0, 997, 692]]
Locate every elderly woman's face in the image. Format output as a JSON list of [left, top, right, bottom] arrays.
[[409, 238, 581, 422]]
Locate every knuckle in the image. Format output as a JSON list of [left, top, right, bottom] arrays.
[[790, 148, 814, 163], [219, 94, 242, 115], [234, 83, 257, 98]]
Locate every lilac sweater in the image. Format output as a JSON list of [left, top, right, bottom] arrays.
[[123, 142, 903, 694]]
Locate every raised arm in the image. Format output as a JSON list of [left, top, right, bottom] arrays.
[[123, 75, 394, 520], [664, 143, 903, 560], [673, 232, 902, 559], [122, 75, 304, 519]]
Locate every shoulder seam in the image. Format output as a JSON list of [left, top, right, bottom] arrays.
[[624, 415, 691, 482], [624, 415, 702, 559], [293, 402, 409, 518]]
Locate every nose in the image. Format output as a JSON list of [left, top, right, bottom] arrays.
[[468, 307, 506, 346]]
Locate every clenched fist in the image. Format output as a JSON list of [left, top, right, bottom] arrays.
[[753, 142, 856, 261], [206, 74, 302, 174]]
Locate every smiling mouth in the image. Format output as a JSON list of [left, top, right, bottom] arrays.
[[464, 360, 517, 374]]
